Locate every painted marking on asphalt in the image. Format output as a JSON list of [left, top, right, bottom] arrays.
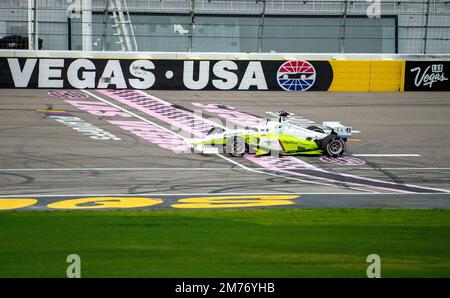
[[64, 100, 133, 118], [352, 154, 422, 157], [98, 89, 217, 137], [47, 197, 163, 210], [37, 109, 73, 114], [0, 198, 38, 210], [246, 154, 410, 194], [171, 195, 299, 209], [1, 193, 450, 199], [109, 120, 191, 152], [37, 109, 121, 141], [82, 91, 192, 141], [320, 156, 366, 166], [48, 90, 89, 99]]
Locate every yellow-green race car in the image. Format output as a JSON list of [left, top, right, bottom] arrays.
[[191, 111, 354, 157]]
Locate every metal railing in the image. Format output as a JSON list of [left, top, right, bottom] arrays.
[[0, 0, 449, 54]]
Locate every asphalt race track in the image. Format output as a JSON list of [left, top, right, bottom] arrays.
[[1, 89, 450, 210]]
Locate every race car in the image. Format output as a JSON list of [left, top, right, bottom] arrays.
[[191, 111, 354, 157]]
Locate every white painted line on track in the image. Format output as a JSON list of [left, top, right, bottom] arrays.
[[353, 154, 421, 157], [82, 90, 374, 193], [332, 167, 450, 171]]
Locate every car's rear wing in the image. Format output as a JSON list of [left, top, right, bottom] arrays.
[[322, 121, 355, 138]]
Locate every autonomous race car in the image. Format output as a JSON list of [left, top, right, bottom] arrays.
[[191, 111, 354, 157]]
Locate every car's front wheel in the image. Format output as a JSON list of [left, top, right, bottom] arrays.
[[227, 136, 247, 157], [325, 137, 346, 157]]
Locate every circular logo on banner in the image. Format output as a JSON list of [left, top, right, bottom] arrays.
[[277, 60, 316, 91]]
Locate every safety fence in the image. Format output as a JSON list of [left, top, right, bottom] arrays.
[[1, 0, 450, 54]]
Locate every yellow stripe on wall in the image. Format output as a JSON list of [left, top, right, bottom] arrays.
[[369, 60, 404, 91], [329, 60, 371, 91], [329, 60, 404, 92]]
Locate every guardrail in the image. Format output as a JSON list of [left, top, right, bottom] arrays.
[[1, 51, 449, 91]]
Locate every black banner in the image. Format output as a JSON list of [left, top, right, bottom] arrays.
[[0, 57, 333, 91], [404, 61, 450, 91], [0, 278, 444, 297]]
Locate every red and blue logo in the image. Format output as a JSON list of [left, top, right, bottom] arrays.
[[277, 60, 316, 91]]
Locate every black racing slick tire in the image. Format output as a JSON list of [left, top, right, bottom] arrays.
[[324, 137, 346, 157], [307, 125, 325, 134], [226, 136, 247, 157], [207, 127, 225, 135]]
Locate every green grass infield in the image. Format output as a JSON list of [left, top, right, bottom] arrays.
[[1, 208, 449, 277]]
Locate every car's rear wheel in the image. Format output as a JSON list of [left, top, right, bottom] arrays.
[[325, 137, 346, 157], [207, 127, 224, 135], [307, 125, 325, 134], [227, 136, 246, 157]]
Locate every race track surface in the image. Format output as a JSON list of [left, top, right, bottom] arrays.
[[1, 89, 449, 210]]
